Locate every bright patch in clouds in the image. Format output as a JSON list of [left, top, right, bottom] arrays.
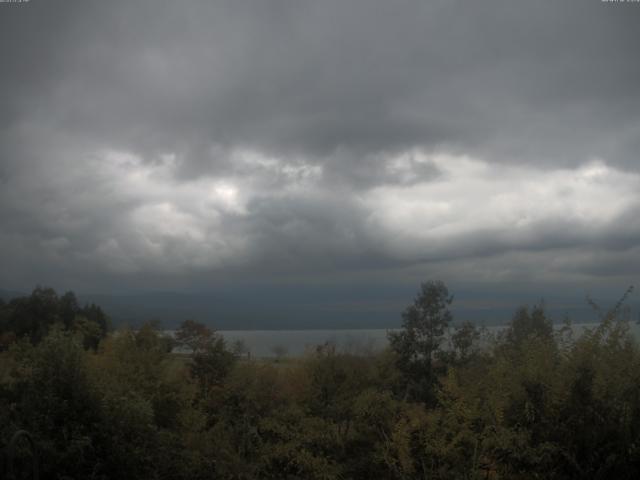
[[41, 148, 638, 276], [366, 153, 639, 260], [2, 140, 639, 287], [2, 0, 640, 308]]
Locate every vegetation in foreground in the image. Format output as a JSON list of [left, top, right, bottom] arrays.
[[1, 283, 640, 479]]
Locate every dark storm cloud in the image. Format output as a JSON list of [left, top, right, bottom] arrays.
[[3, 0, 640, 169], [1, 0, 640, 295]]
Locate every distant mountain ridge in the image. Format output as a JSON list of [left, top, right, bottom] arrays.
[[0, 289, 24, 301], [3, 286, 635, 330]]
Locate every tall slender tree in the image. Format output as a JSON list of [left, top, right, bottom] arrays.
[[388, 280, 453, 403]]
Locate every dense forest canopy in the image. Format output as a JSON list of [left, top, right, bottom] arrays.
[[0, 287, 110, 349], [1, 283, 640, 479]]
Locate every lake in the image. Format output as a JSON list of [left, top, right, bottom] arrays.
[[213, 322, 640, 358]]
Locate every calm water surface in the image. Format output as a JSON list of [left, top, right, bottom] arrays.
[[212, 322, 640, 358]]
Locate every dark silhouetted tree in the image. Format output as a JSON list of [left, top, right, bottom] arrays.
[[388, 280, 453, 403], [506, 304, 552, 347], [175, 319, 214, 354], [451, 321, 481, 363]]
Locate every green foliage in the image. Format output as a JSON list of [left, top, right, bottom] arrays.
[[175, 319, 214, 354], [0, 287, 109, 348], [190, 333, 237, 396], [72, 315, 104, 350], [388, 280, 454, 403], [505, 304, 553, 348], [2, 285, 640, 479], [3, 327, 102, 479], [450, 321, 482, 364]]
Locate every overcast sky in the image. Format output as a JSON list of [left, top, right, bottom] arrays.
[[1, 0, 639, 321]]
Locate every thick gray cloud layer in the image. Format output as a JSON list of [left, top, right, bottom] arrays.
[[1, 0, 639, 303]]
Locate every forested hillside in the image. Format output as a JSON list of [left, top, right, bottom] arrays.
[[1, 283, 639, 479]]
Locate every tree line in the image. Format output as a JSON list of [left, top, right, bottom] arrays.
[[1, 282, 639, 479]]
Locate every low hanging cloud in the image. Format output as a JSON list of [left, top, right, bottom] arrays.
[[1, 0, 639, 296], [2, 146, 639, 289]]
